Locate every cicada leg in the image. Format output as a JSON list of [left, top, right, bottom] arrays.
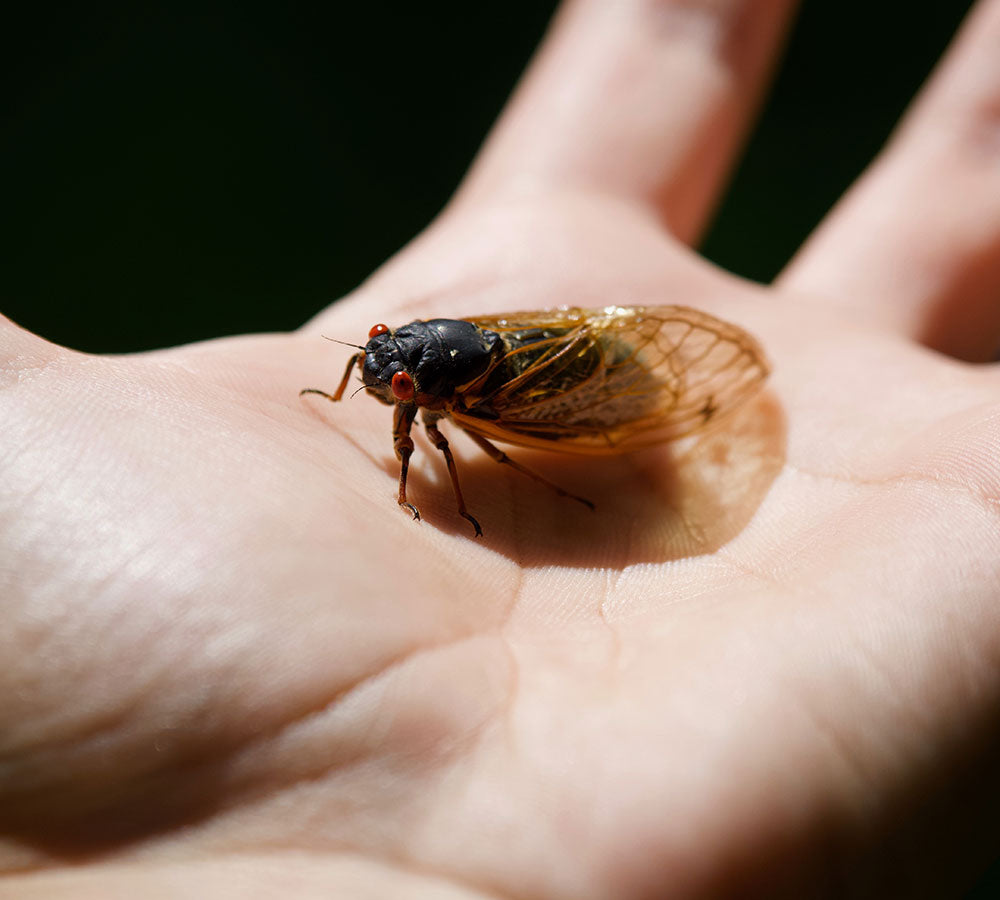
[[463, 431, 595, 511], [393, 403, 421, 522], [300, 353, 360, 404], [424, 417, 482, 538]]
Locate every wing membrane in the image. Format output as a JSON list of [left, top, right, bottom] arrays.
[[452, 305, 769, 454]]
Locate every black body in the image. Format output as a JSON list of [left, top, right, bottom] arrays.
[[362, 318, 504, 402]]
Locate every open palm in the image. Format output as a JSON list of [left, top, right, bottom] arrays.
[[5, 2, 1000, 897]]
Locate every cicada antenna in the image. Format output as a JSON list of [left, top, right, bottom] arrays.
[[321, 335, 366, 351]]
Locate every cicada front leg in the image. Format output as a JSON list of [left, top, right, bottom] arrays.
[[300, 353, 361, 404], [393, 403, 421, 522]]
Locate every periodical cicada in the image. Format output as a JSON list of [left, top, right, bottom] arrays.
[[301, 305, 769, 536]]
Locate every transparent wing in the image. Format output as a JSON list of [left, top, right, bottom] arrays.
[[452, 305, 770, 454]]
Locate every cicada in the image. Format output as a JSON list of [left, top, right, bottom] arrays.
[[301, 305, 769, 536]]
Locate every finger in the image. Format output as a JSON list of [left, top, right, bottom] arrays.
[[0, 313, 67, 385], [456, 0, 798, 243], [780, 0, 1000, 362]]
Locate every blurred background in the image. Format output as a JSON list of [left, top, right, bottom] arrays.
[[1, 1, 979, 354], [3, 1, 999, 892]]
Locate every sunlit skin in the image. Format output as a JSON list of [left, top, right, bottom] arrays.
[[4, 1, 1000, 897]]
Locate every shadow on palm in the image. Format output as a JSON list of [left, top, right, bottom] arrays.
[[346, 390, 786, 566]]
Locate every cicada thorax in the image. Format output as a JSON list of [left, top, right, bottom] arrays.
[[360, 318, 505, 409]]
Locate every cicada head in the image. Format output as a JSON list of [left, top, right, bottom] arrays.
[[359, 323, 412, 406], [360, 319, 504, 408]]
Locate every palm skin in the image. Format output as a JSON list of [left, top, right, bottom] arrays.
[[5, 3, 1000, 898]]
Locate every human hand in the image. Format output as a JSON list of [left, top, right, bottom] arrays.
[[4, 1, 1000, 897]]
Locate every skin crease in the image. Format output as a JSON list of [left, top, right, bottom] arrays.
[[3, 0, 1000, 897]]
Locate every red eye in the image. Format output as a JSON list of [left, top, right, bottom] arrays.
[[368, 323, 389, 339], [391, 371, 415, 401]]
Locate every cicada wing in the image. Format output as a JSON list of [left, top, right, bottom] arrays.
[[456, 305, 769, 454], [462, 307, 592, 334]]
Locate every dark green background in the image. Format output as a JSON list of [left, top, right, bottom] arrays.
[[1, 1, 977, 354], [4, 1, 1000, 893]]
